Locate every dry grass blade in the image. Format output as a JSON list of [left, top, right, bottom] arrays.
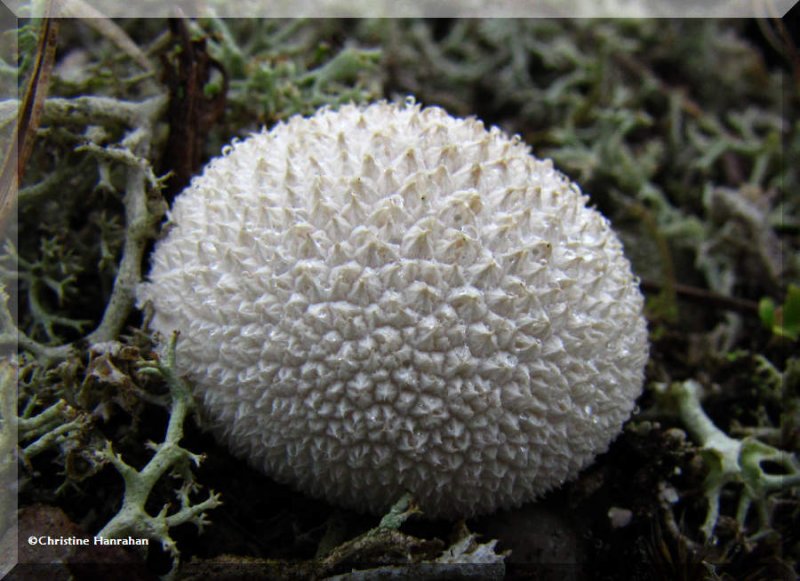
[[0, 8, 59, 235]]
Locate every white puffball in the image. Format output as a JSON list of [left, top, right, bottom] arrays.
[[138, 100, 649, 518]]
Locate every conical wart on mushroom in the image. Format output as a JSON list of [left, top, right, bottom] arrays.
[[138, 99, 649, 518]]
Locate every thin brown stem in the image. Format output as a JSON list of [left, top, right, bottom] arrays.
[[640, 278, 760, 317]]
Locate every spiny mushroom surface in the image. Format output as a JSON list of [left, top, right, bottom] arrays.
[[138, 100, 649, 518]]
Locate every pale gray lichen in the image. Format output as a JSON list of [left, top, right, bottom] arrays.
[[138, 100, 649, 518], [97, 333, 221, 573], [659, 379, 800, 541]]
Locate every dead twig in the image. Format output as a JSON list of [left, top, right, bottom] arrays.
[[640, 278, 760, 317]]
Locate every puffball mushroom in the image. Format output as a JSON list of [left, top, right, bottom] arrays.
[[138, 100, 649, 518]]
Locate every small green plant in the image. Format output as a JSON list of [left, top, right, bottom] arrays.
[[759, 284, 800, 341]]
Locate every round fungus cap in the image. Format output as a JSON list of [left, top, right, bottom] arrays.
[[138, 100, 649, 518]]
